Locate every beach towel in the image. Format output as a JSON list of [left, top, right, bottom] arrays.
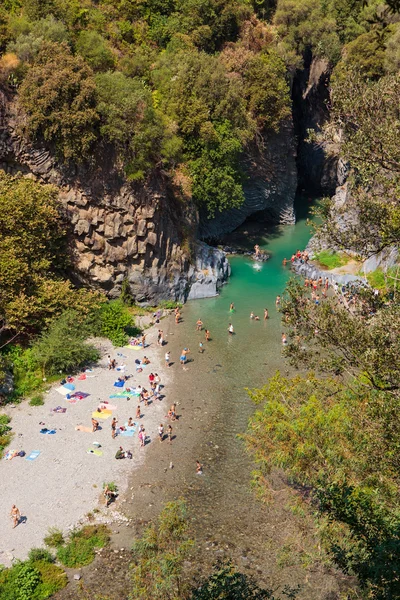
[[78, 374, 86, 380], [120, 428, 135, 437], [71, 391, 90, 400], [92, 411, 112, 420], [66, 398, 77, 404], [114, 380, 124, 388], [87, 448, 103, 456], [4, 449, 16, 460], [75, 425, 93, 432], [55, 386, 69, 396], [109, 391, 140, 398], [40, 428, 56, 434], [116, 365, 126, 371], [52, 407, 67, 413], [124, 344, 142, 350], [25, 450, 41, 461], [63, 383, 75, 391], [99, 402, 117, 410]]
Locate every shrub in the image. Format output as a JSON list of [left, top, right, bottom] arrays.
[[103, 481, 118, 492], [34, 561, 67, 597], [0, 414, 12, 456], [71, 524, 110, 546], [14, 561, 41, 600], [43, 527, 64, 548], [0, 559, 66, 600], [158, 300, 182, 310], [27, 548, 54, 563], [57, 525, 110, 568], [29, 395, 44, 406], [98, 300, 133, 346], [31, 310, 100, 375]]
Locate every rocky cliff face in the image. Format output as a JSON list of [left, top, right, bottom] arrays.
[[0, 90, 230, 303], [292, 57, 339, 195], [198, 119, 297, 240]]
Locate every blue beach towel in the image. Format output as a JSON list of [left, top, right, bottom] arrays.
[[113, 380, 124, 388], [63, 383, 75, 391], [120, 428, 135, 437], [40, 428, 56, 435], [26, 451, 41, 461]]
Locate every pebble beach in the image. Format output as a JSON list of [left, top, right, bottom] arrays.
[[0, 323, 171, 567]]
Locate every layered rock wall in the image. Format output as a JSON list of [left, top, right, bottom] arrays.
[[0, 90, 229, 303]]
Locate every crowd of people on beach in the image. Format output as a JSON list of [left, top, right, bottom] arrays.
[[9, 242, 367, 531]]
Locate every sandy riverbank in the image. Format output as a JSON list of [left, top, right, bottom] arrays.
[[0, 322, 172, 567]]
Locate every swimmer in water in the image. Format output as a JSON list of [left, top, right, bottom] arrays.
[[264, 308, 269, 320], [228, 323, 234, 335], [276, 295, 281, 306], [196, 318, 203, 331], [281, 332, 287, 345], [282, 258, 287, 266], [254, 315, 260, 321], [250, 312, 255, 319], [230, 302, 235, 311], [205, 329, 210, 342]]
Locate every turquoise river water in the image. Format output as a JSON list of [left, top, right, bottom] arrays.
[[122, 199, 346, 599]]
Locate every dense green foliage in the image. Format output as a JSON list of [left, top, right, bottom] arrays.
[[56, 525, 110, 568], [0, 413, 12, 455], [0, 0, 292, 215], [246, 373, 400, 599], [0, 558, 67, 600], [31, 310, 100, 375], [95, 300, 135, 346], [0, 171, 104, 339]]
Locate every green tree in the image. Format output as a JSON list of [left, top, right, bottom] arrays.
[[0, 172, 104, 338], [245, 373, 400, 599], [31, 310, 99, 375], [18, 41, 99, 160], [315, 70, 400, 257], [280, 279, 400, 391], [95, 71, 168, 179], [130, 499, 194, 600], [189, 121, 245, 217], [76, 30, 115, 72]]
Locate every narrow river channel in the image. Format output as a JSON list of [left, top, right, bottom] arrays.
[[117, 197, 347, 600]]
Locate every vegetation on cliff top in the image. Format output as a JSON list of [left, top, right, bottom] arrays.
[[0, 0, 292, 217]]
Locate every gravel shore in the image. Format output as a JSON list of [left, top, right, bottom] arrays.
[[0, 323, 171, 567]]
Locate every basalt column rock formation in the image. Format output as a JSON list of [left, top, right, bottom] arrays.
[[0, 90, 229, 302]]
